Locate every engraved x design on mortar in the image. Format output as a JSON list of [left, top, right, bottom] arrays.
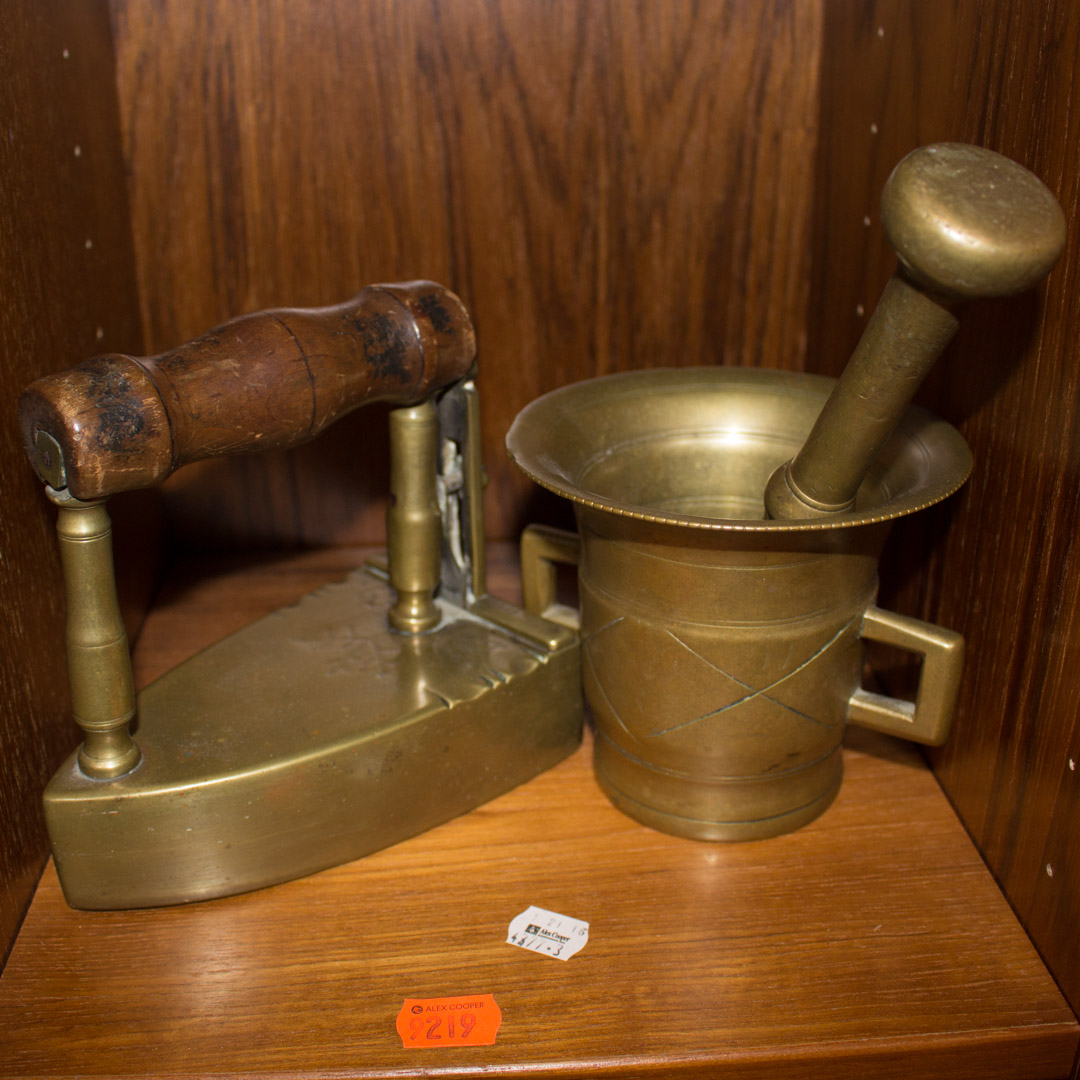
[[583, 614, 854, 741]]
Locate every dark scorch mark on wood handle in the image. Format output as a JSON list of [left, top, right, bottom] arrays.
[[353, 313, 409, 383], [83, 361, 146, 451]]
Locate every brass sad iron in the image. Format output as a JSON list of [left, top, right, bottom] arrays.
[[19, 281, 582, 909]]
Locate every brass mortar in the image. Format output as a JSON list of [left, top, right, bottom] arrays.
[[507, 366, 971, 840]]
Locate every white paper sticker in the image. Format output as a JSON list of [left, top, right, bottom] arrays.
[[506, 905, 589, 961]]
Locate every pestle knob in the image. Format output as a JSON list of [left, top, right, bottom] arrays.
[[764, 143, 1066, 520]]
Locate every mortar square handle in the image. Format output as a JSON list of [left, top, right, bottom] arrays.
[[848, 606, 965, 746]]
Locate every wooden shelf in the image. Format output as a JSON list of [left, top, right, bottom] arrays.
[[0, 545, 1076, 1079]]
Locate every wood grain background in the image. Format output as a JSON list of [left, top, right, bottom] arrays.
[[109, 0, 822, 547], [812, 0, 1080, 1022], [0, 0, 145, 963]]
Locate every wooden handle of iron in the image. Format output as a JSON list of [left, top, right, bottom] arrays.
[[19, 281, 475, 500]]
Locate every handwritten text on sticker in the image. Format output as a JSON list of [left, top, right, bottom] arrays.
[[507, 905, 589, 961]]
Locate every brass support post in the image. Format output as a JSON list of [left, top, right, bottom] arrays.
[[387, 401, 442, 633], [48, 488, 140, 778], [463, 380, 487, 601]]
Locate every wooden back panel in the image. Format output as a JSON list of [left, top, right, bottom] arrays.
[[109, 0, 824, 546], [0, 0, 146, 962], [813, 0, 1080, 1017]]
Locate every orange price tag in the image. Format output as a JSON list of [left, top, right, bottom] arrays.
[[396, 994, 502, 1048]]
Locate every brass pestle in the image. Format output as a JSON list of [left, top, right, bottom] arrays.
[[764, 143, 1066, 521]]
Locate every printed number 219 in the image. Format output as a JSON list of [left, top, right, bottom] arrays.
[[409, 1014, 478, 1040]]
